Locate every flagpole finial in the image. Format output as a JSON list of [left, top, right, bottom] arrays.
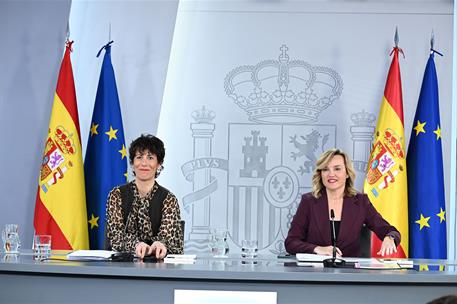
[[394, 26, 399, 48], [430, 30, 443, 57], [65, 21, 73, 52], [66, 21, 70, 42], [96, 40, 114, 58]]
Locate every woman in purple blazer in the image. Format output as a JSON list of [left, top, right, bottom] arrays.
[[285, 148, 400, 258]]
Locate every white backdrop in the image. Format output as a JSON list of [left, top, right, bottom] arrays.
[[158, 1, 454, 255], [0, 0, 72, 248], [69, 0, 179, 154], [0, 0, 454, 257]]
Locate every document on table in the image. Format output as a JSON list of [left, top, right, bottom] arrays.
[[296, 253, 329, 262], [356, 259, 414, 269], [67, 250, 115, 260], [164, 254, 197, 264], [295, 253, 413, 269]]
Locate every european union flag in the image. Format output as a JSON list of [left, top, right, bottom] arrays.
[[84, 41, 127, 249], [407, 51, 447, 259]]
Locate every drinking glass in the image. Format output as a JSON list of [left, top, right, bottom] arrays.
[[209, 228, 229, 258], [2, 224, 20, 254], [241, 240, 258, 259], [33, 235, 52, 260]]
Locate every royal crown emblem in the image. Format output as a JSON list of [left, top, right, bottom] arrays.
[[192, 106, 216, 123], [224, 45, 343, 124], [53, 126, 76, 154], [351, 110, 376, 126]]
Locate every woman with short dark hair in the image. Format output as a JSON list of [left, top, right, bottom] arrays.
[[105, 134, 183, 259]]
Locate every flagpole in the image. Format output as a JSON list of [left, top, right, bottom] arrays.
[[430, 31, 444, 57], [66, 21, 70, 42], [450, 8, 457, 259], [394, 26, 399, 48]]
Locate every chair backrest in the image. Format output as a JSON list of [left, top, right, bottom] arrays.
[[104, 225, 111, 250], [359, 225, 371, 258], [180, 220, 185, 243]]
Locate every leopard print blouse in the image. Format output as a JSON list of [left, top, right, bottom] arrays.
[[105, 181, 184, 254]]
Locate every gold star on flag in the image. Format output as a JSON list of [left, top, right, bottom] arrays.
[[415, 214, 430, 230], [419, 264, 429, 271], [433, 125, 441, 140], [105, 126, 118, 141], [414, 120, 426, 136], [124, 171, 129, 181], [88, 214, 99, 229], [119, 144, 127, 159], [436, 208, 446, 223], [90, 123, 99, 136]]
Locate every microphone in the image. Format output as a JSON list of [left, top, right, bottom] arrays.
[[323, 209, 351, 268], [330, 209, 337, 260]]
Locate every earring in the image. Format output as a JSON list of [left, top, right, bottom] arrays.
[[156, 166, 163, 177]]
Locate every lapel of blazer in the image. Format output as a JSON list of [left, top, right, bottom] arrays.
[[338, 194, 360, 246], [312, 192, 332, 245]]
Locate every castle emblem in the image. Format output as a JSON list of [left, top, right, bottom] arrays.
[[240, 131, 268, 178], [39, 126, 76, 193]]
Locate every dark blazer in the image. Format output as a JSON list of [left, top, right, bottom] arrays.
[[285, 192, 400, 257]]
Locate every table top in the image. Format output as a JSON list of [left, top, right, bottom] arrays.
[[1, 251, 456, 284]]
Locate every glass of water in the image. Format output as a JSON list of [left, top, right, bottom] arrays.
[[33, 235, 52, 260], [241, 240, 258, 259], [209, 228, 229, 258], [2, 224, 20, 254]]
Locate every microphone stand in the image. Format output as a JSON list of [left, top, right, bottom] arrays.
[[323, 209, 348, 268]]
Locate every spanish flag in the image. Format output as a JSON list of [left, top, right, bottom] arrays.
[[34, 41, 89, 250], [364, 47, 408, 258]]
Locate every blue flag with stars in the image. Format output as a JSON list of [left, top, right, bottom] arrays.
[[84, 41, 127, 249], [407, 51, 447, 259]]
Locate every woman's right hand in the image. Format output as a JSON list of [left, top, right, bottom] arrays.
[[135, 242, 150, 259], [313, 245, 342, 257]]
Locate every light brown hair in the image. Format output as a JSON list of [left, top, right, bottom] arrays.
[[311, 148, 357, 198]]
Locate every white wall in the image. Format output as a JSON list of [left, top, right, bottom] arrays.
[[69, 0, 179, 157], [158, 0, 454, 255], [0, 0, 454, 257]]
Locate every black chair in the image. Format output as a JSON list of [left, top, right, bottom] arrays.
[[359, 225, 371, 258], [104, 224, 111, 251], [179, 220, 185, 243]]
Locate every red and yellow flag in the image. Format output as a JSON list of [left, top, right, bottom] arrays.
[[364, 47, 408, 258], [34, 41, 89, 250]]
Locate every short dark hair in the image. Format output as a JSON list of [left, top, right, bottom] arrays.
[[128, 134, 165, 165]]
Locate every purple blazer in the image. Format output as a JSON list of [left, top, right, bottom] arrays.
[[285, 192, 400, 257]]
